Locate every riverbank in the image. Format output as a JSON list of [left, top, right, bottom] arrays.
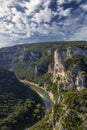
[[21, 80, 55, 104], [21, 80, 54, 130]]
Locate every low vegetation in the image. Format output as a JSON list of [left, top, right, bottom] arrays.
[[53, 87, 87, 130]]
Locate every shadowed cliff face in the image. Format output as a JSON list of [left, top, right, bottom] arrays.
[[0, 46, 42, 68], [53, 47, 87, 89]]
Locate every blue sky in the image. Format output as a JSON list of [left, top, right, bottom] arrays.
[[0, 0, 87, 47]]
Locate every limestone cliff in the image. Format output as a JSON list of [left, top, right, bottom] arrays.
[[53, 47, 87, 90], [0, 45, 42, 68]]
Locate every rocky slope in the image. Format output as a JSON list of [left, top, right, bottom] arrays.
[[53, 47, 87, 90], [52, 47, 87, 130], [0, 45, 42, 68]]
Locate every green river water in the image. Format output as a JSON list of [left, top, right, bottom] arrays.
[[23, 81, 53, 130]]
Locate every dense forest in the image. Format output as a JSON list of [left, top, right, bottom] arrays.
[[0, 66, 45, 130]]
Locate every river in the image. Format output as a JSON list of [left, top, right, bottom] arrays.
[[21, 80, 53, 130]]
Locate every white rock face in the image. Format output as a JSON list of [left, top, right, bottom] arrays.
[[76, 72, 87, 90], [53, 49, 66, 82], [53, 47, 87, 89]]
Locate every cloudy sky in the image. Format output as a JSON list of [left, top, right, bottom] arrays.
[[0, 0, 87, 47]]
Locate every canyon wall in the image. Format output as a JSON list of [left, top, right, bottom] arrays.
[[53, 47, 87, 90]]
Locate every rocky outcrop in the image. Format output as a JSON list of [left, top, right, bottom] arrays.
[[76, 71, 87, 90], [53, 47, 87, 90], [48, 64, 54, 73]]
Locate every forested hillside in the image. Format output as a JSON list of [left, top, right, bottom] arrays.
[[0, 66, 45, 130]]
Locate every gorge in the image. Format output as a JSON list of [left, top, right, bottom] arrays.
[[0, 41, 87, 130]]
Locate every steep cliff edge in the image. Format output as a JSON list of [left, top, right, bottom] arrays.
[[53, 47, 87, 90], [52, 47, 87, 130]]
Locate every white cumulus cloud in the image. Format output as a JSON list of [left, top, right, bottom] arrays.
[[0, 0, 87, 47], [80, 4, 87, 11]]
